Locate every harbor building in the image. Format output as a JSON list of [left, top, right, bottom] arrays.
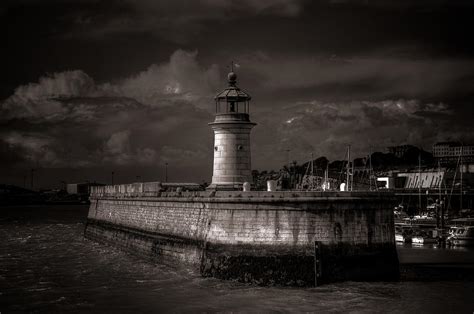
[[397, 170, 445, 189], [433, 142, 474, 165], [66, 182, 101, 195]]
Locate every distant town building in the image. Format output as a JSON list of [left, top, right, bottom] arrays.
[[386, 144, 417, 158], [433, 142, 474, 165], [66, 182, 104, 195]]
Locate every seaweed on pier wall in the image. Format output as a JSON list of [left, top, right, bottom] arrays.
[[200, 253, 315, 286]]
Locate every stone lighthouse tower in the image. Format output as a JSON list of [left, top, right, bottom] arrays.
[[208, 70, 256, 190]]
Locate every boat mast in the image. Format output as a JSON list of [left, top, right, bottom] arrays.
[[460, 144, 463, 211], [447, 151, 462, 214], [351, 156, 354, 191], [368, 150, 372, 191], [325, 163, 329, 190], [303, 153, 316, 191], [310, 152, 314, 190], [437, 159, 442, 230], [346, 145, 351, 191], [438, 159, 442, 203], [418, 152, 422, 213]]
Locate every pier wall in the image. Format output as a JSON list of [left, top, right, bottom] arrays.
[[85, 184, 399, 285]]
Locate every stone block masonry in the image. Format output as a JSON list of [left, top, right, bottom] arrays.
[[209, 113, 256, 188], [85, 184, 399, 286]]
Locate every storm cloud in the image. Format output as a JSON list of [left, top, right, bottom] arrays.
[[0, 51, 215, 176], [1, 0, 474, 187]]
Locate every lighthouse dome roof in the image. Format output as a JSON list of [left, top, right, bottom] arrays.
[[215, 71, 251, 102]]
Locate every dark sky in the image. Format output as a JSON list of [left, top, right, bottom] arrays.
[[1, 0, 474, 188]]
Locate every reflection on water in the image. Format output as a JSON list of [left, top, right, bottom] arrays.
[[1, 205, 474, 313], [397, 241, 474, 265]]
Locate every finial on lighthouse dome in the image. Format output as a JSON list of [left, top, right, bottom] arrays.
[[227, 71, 237, 86], [228, 71, 237, 85]]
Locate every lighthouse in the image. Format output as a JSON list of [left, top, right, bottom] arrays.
[[208, 69, 256, 190]]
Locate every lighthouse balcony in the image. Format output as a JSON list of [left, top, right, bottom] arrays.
[[212, 112, 252, 123]]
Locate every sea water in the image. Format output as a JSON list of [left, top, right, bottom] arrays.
[[1, 205, 473, 313]]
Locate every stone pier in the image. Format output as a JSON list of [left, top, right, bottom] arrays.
[[84, 183, 399, 286]]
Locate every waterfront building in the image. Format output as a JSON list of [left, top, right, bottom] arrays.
[[66, 182, 105, 195], [375, 169, 464, 190], [397, 170, 445, 189], [433, 142, 474, 165]]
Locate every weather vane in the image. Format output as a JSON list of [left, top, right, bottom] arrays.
[[228, 61, 240, 72]]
